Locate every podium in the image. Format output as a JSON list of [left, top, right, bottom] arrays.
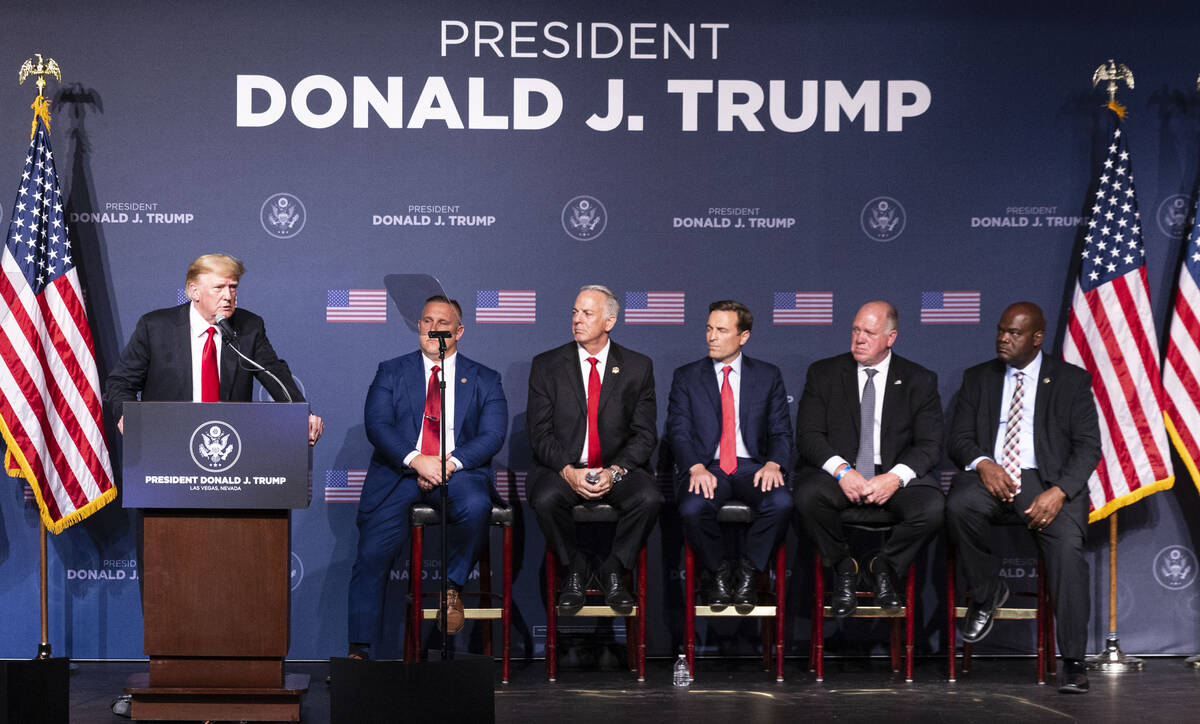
[[120, 402, 312, 721]]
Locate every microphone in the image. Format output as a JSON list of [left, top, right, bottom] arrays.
[[427, 330, 453, 339], [213, 313, 238, 341]]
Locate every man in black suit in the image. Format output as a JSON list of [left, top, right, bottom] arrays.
[[106, 253, 323, 442], [946, 301, 1100, 694], [527, 284, 662, 614], [667, 300, 792, 612], [794, 300, 944, 616]]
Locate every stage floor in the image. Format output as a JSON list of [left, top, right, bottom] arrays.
[[66, 656, 1195, 723]]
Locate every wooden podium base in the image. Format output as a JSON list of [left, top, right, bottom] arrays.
[[124, 672, 309, 721]]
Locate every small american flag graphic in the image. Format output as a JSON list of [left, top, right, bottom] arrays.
[[920, 291, 980, 324], [326, 290, 387, 323], [324, 469, 366, 503], [773, 292, 833, 325], [495, 469, 527, 502], [624, 291, 685, 324], [476, 290, 536, 323]]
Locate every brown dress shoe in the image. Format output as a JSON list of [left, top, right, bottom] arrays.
[[439, 589, 466, 634]]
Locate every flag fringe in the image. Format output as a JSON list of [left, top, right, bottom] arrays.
[[1, 414, 115, 534], [1164, 411, 1200, 496], [1088, 473, 1174, 523]]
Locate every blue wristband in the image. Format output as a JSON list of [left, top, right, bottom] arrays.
[[834, 465, 849, 481]]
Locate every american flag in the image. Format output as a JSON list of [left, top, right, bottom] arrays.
[[494, 469, 527, 502], [1063, 119, 1174, 522], [938, 470, 955, 494], [324, 469, 366, 503], [1163, 199, 1200, 494], [773, 291, 833, 325], [624, 291, 685, 324], [920, 291, 980, 324], [326, 289, 387, 323], [0, 116, 115, 533], [476, 290, 536, 323]]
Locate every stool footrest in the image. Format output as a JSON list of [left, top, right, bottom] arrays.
[[821, 605, 908, 618], [953, 605, 1039, 620], [691, 605, 777, 617], [420, 607, 504, 620], [556, 605, 639, 617]]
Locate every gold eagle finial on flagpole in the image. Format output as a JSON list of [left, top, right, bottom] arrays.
[[18, 53, 61, 139], [1092, 59, 1134, 118]]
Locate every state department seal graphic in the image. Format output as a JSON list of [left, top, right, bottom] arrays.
[[291, 552, 304, 591], [1153, 545, 1197, 591], [189, 421, 243, 473], [261, 192, 307, 238], [562, 195, 607, 241], [257, 374, 306, 402], [1156, 194, 1193, 239], [861, 196, 906, 242]]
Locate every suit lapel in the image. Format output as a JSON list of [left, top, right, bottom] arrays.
[[564, 344, 587, 414], [598, 343, 622, 413], [737, 356, 757, 430], [176, 305, 196, 400], [983, 360, 1005, 451], [454, 356, 474, 434], [841, 356, 861, 437], [218, 317, 238, 400], [405, 353, 428, 434], [879, 355, 900, 455], [1032, 356, 1053, 452]]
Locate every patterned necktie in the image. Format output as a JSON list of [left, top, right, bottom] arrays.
[[855, 368, 878, 475], [201, 327, 219, 402], [420, 365, 441, 456], [586, 358, 602, 467], [1002, 371, 1024, 491], [719, 365, 737, 475]]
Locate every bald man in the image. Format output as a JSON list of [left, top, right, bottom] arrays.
[[794, 301, 945, 618], [946, 301, 1100, 694]]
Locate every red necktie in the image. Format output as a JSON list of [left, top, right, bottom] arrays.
[[420, 365, 441, 456], [719, 365, 737, 475], [201, 327, 219, 402], [586, 357, 602, 467]]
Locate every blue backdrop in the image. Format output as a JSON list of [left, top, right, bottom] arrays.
[[2, 0, 1200, 663]]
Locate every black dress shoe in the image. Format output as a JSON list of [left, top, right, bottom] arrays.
[[557, 569, 588, 615], [732, 560, 758, 614], [830, 569, 858, 618], [1058, 659, 1089, 694], [961, 579, 1009, 643], [871, 566, 902, 614], [599, 570, 635, 615], [706, 562, 733, 612]]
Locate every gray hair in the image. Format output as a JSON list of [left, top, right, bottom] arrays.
[[579, 284, 619, 318]]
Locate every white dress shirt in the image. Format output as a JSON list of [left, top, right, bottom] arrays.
[[188, 304, 223, 402], [821, 351, 916, 485], [404, 352, 462, 471], [711, 353, 751, 460], [969, 350, 1042, 471]]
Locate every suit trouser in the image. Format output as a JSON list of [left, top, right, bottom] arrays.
[[678, 458, 792, 572], [945, 468, 1089, 661], [794, 467, 945, 574], [347, 468, 493, 645], [529, 466, 663, 571]]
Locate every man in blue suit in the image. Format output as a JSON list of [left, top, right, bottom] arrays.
[[667, 300, 792, 613], [347, 295, 507, 658]]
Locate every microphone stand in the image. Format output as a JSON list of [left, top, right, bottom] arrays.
[[435, 334, 451, 661]]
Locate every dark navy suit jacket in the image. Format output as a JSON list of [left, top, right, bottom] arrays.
[[360, 350, 507, 513], [666, 354, 792, 475]]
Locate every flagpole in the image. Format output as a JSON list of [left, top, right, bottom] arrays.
[[38, 521, 51, 659], [1086, 512, 1142, 671]]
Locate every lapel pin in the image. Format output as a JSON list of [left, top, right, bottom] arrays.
[[611, 366, 620, 374], [461, 377, 467, 384], [1043, 377, 1050, 384], [893, 379, 902, 385]]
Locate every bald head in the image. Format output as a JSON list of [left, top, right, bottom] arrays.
[[995, 302, 1045, 369], [850, 301, 899, 365]]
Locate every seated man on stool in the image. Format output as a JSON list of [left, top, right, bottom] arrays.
[[794, 300, 945, 617], [946, 302, 1100, 694], [346, 295, 508, 659], [527, 285, 662, 615], [667, 300, 792, 613]]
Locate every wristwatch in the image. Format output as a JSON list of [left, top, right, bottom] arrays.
[[608, 466, 625, 485]]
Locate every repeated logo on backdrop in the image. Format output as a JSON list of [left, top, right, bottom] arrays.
[[562, 195, 607, 240], [1153, 545, 1196, 591], [861, 196, 906, 241], [261, 193, 306, 238]]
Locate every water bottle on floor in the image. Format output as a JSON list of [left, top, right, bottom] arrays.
[[672, 654, 690, 687]]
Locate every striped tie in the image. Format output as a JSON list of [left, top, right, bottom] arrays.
[[1002, 371, 1024, 493]]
